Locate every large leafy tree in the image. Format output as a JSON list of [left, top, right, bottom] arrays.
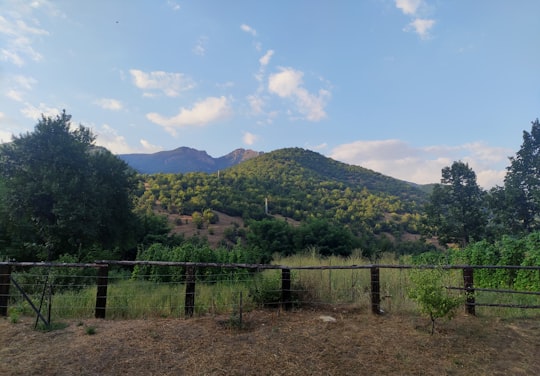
[[0, 112, 137, 261], [424, 161, 486, 247], [496, 119, 540, 234]]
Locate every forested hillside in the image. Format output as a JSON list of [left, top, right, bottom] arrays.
[[4, 113, 539, 269], [136, 147, 431, 257]]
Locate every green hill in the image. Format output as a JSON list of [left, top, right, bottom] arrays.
[[136, 148, 430, 255]]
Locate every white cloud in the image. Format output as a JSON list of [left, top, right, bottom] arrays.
[[94, 98, 123, 111], [193, 36, 208, 56], [243, 132, 258, 146], [247, 94, 264, 114], [1, 49, 24, 66], [6, 90, 24, 102], [0, 112, 13, 142], [269, 68, 303, 97], [240, 24, 257, 36], [20, 102, 60, 119], [330, 139, 511, 189], [0, 13, 50, 66], [13, 75, 37, 90], [395, 0, 422, 15], [268, 67, 330, 121], [129, 69, 196, 97], [259, 49, 274, 66], [146, 96, 232, 134], [140, 139, 162, 153], [405, 18, 435, 39], [394, 0, 435, 39], [93, 124, 163, 154], [167, 0, 180, 11], [94, 124, 133, 154]]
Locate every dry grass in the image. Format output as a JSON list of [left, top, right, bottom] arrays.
[[1, 309, 539, 376]]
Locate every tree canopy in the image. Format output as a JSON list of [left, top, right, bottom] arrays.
[[423, 161, 486, 247], [0, 112, 138, 261], [496, 119, 540, 234]]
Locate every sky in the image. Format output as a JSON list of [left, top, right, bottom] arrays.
[[1, 0, 539, 189]]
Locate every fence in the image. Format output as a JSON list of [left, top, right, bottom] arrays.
[[1, 261, 540, 323]]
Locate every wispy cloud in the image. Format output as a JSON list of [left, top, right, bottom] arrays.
[[243, 131, 258, 146], [259, 50, 274, 67], [394, 0, 435, 39], [94, 98, 123, 111], [268, 67, 330, 121], [129, 69, 196, 97], [330, 139, 510, 189], [0, 112, 13, 142], [146, 96, 232, 134], [0, 12, 50, 66], [20, 102, 60, 120], [240, 24, 257, 37], [167, 0, 181, 11], [395, 0, 422, 15], [5, 75, 37, 102], [193, 36, 208, 56], [405, 18, 435, 39], [94, 124, 163, 154]]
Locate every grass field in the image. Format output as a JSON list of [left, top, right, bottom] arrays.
[[3, 253, 540, 375], [2, 309, 539, 375]]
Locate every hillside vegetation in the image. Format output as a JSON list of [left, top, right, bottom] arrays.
[[136, 147, 431, 258]]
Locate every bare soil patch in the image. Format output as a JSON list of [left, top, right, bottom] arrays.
[[1, 309, 539, 375]]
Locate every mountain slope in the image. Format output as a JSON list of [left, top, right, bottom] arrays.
[[224, 147, 428, 204], [138, 148, 430, 253], [119, 147, 261, 174]]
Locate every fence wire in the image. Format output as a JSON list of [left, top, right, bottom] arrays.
[[1, 263, 540, 321]]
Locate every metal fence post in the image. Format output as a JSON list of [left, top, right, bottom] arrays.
[[95, 265, 109, 319], [281, 268, 292, 311], [185, 266, 196, 317], [0, 264, 12, 317], [371, 266, 382, 314], [463, 267, 476, 316]]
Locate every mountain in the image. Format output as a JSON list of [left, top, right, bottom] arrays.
[[224, 147, 429, 204], [138, 147, 433, 255], [119, 147, 261, 174]]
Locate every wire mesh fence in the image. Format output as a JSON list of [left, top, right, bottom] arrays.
[[1, 261, 540, 324]]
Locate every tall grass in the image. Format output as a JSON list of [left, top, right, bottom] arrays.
[[8, 252, 539, 320]]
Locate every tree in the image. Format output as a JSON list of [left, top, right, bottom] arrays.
[[408, 267, 463, 335], [423, 161, 486, 247], [496, 119, 540, 234], [0, 111, 137, 261]]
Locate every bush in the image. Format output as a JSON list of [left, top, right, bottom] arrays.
[[408, 267, 463, 334]]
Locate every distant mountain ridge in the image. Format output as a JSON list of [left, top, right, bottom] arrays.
[[119, 147, 262, 174]]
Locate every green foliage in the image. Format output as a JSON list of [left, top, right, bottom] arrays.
[[408, 267, 463, 334], [132, 242, 261, 283], [497, 119, 540, 234], [423, 161, 486, 247], [514, 234, 540, 291], [134, 148, 428, 258], [246, 218, 295, 261], [248, 271, 283, 307], [0, 112, 138, 261]]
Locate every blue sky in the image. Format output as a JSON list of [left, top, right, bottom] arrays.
[[1, 0, 539, 188]]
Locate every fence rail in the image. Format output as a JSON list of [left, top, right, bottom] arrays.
[[1, 261, 540, 320]]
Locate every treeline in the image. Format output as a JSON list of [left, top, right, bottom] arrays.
[[2, 112, 540, 268], [412, 232, 540, 291], [422, 119, 540, 247]]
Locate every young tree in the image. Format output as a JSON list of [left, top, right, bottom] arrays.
[[497, 119, 540, 234], [408, 267, 463, 335], [0, 112, 137, 261], [423, 161, 486, 247]]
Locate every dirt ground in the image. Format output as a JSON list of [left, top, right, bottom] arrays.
[[1, 309, 539, 376]]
